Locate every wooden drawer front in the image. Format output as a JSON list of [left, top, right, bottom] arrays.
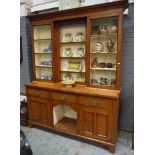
[[52, 92, 76, 103], [79, 96, 113, 109], [27, 89, 49, 99]]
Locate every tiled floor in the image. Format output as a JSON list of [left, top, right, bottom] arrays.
[[21, 126, 134, 155]]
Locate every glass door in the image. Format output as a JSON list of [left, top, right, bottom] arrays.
[[90, 16, 118, 87], [33, 25, 53, 81]]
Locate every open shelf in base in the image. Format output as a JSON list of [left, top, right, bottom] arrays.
[[54, 117, 77, 134]]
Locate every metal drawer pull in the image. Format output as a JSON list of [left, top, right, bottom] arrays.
[[61, 95, 66, 100], [91, 100, 99, 106], [35, 91, 40, 96]]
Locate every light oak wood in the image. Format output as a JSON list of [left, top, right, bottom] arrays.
[[25, 1, 128, 153]]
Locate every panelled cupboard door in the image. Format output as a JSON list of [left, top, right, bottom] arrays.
[[79, 106, 112, 141], [28, 99, 40, 122], [28, 98, 50, 125], [39, 101, 50, 124]]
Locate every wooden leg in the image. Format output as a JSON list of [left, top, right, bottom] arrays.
[[108, 145, 115, 153], [28, 122, 32, 128]]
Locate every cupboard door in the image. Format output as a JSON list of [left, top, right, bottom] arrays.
[[28, 97, 50, 125], [40, 101, 50, 124], [80, 106, 95, 137], [95, 109, 112, 141], [28, 99, 40, 122], [80, 105, 112, 141]]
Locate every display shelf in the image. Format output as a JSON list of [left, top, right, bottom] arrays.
[[60, 57, 85, 59], [90, 68, 116, 71], [35, 65, 52, 68], [61, 70, 85, 73], [60, 41, 86, 44], [54, 117, 77, 133], [91, 34, 117, 39], [35, 52, 52, 54], [34, 39, 51, 41], [90, 52, 117, 54]]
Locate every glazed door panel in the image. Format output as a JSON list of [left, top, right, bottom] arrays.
[[28, 99, 40, 122]]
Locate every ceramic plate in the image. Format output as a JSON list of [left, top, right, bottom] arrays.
[[68, 61, 81, 72], [64, 48, 72, 57], [76, 47, 85, 57], [75, 32, 85, 42], [63, 33, 73, 42]]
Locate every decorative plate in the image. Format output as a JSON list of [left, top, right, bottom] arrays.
[[64, 48, 72, 57], [63, 33, 73, 42], [68, 61, 81, 72], [75, 47, 85, 57], [75, 32, 85, 42]]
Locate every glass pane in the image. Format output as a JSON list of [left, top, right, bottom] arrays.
[[90, 16, 118, 86], [60, 22, 86, 83], [33, 25, 53, 80]]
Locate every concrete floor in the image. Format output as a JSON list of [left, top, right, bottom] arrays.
[[21, 126, 134, 155]]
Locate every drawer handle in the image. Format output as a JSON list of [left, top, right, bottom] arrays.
[[35, 91, 40, 96], [61, 95, 66, 100], [91, 100, 99, 106]]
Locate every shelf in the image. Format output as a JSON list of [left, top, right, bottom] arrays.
[[60, 41, 86, 44], [90, 67, 116, 71], [61, 70, 85, 73], [35, 65, 52, 68], [55, 117, 77, 133], [35, 52, 52, 54], [60, 57, 85, 59], [91, 34, 117, 39], [90, 52, 117, 54], [34, 39, 51, 41]]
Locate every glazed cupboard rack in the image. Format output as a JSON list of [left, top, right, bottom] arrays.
[[32, 14, 121, 89]]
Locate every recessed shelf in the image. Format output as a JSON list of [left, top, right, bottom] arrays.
[[91, 34, 117, 39], [35, 52, 52, 54], [55, 117, 77, 133], [90, 68, 116, 71], [60, 57, 85, 59], [61, 70, 85, 73], [34, 39, 51, 41], [35, 65, 52, 68], [60, 41, 86, 44], [90, 52, 117, 54]]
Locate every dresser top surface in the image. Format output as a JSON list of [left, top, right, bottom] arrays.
[[25, 81, 120, 99]]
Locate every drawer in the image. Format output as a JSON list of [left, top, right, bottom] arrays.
[[51, 92, 76, 103], [79, 96, 113, 109], [27, 88, 49, 99]]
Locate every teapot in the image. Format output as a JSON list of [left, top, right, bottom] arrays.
[[105, 39, 115, 52]]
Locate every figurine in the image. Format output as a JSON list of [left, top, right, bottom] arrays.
[[105, 39, 115, 52], [91, 58, 99, 68]]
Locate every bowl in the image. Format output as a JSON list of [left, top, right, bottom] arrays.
[[61, 80, 75, 88]]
